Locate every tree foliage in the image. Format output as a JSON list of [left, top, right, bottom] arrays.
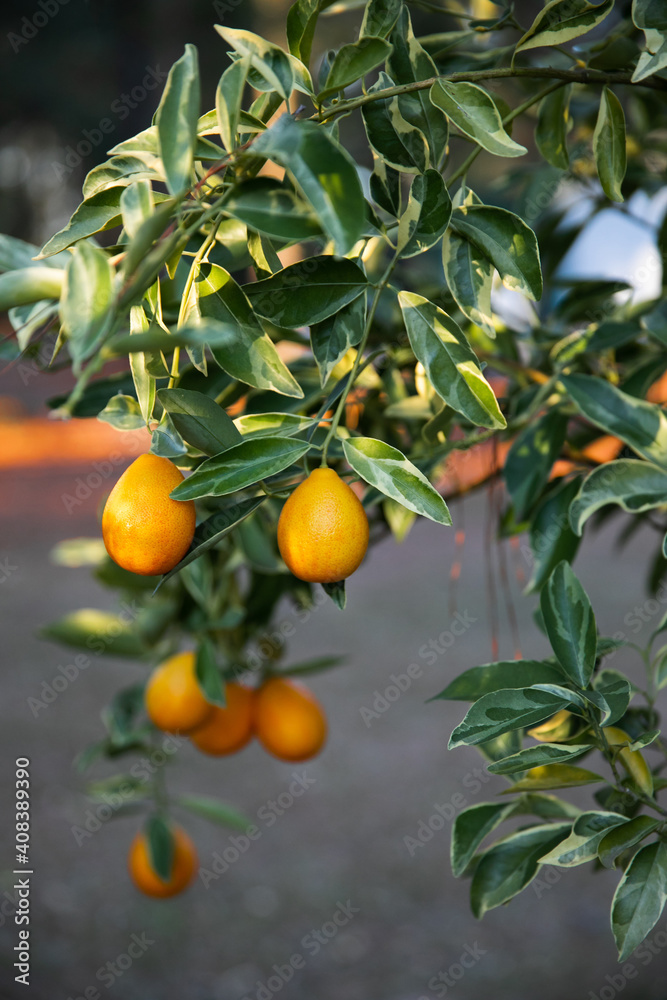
[[4, 0, 667, 958]]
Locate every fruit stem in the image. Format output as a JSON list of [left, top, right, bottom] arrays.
[[320, 258, 397, 467]]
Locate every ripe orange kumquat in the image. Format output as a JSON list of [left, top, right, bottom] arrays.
[[145, 651, 212, 734], [190, 683, 255, 756], [277, 467, 369, 584], [102, 453, 196, 576], [128, 825, 197, 898], [253, 677, 327, 762]]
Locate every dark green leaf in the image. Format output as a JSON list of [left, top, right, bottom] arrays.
[[599, 815, 661, 869], [470, 823, 572, 917], [216, 56, 250, 152], [504, 410, 567, 519], [593, 86, 626, 202], [244, 255, 367, 327], [569, 459, 667, 535], [311, 293, 365, 386], [156, 45, 201, 196], [171, 436, 311, 500], [196, 262, 304, 397], [450, 687, 575, 749], [611, 842, 667, 961], [362, 72, 429, 174], [540, 561, 597, 688], [399, 292, 506, 429], [442, 230, 495, 338], [360, 0, 402, 38], [251, 116, 365, 254], [42, 609, 146, 658], [526, 476, 582, 593], [451, 801, 515, 877], [432, 659, 565, 701], [60, 243, 114, 366], [319, 38, 392, 98], [450, 204, 542, 300], [39, 188, 124, 258], [157, 388, 242, 456], [561, 374, 667, 470], [216, 27, 293, 100], [97, 394, 145, 431], [146, 815, 175, 881], [323, 579, 346, 609], [397, 169, 452, 259], [176, 795, 249, 830], [539, 810, 626, 867], [535, 85, 571, 169], [224, 179, 322, 241], [196, 638, 225, 706]]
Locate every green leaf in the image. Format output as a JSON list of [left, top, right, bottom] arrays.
[[0, 268, 64, 313], [158, 496, 267, 587], [450, 204, 542, 300], [128, 305, 155, 424], [156, 45, 201, 196], [223, 179, 322, 241], [195, 263, 304, 398], [451, 801, 515, 878], [216, 56, 250, 152], [540, 561, 597, 688], [82, 155, 162, 200], [593, 670, 631, 727], [442, 230, 495, 338], [387, 8, 448, 166], [0, 234, 65, 272], [286, 0, 321, 65], [41, 609, 146, 658], [120, 180, 155, 240], [251, 116, 365, 254], [593, 86, 627, 203], [611, 842, 667, 961], [218, 27, 293, 100], [157, 388, 242, 456], [323, 579, 346, 609], [526, 477, 582, 593], [244, 255, 367, 327], [488, 743, 593, 775], [430, 80, 526, 158], [170, 436, 311, 500], [279, 654, 345, 677], [176, 795, 249, 830], [535, 85, 571, 170], [449, 687, 574, 749], [360, 0, 402, 38], [311, 293, 365, 386], [504, 763, 604, 791], [539, 810, 626, 867], [561, 374, 667, 471], [361, 73, 429, 174], [39, 188, 124, 258], [146, 815, 175, 881], [515, 0, 614, 54], [195, 639, 225, 706], [397, 170, 452, 259], [399, 292, 506, 430], [599, 815, 661, 869], [504, 410, 567, 519], [570, 459, 667, 535], [319, 37, 392, 98], [234, 412, 317, 439], [470, 823, 572, 918], [342, 436, 452, 525], [432, 659, 566, 701], [60, 242, 114, 366], [97, 394, 145, 431]]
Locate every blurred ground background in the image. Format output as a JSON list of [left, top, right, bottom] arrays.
[[3, 0, 667, 998]]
